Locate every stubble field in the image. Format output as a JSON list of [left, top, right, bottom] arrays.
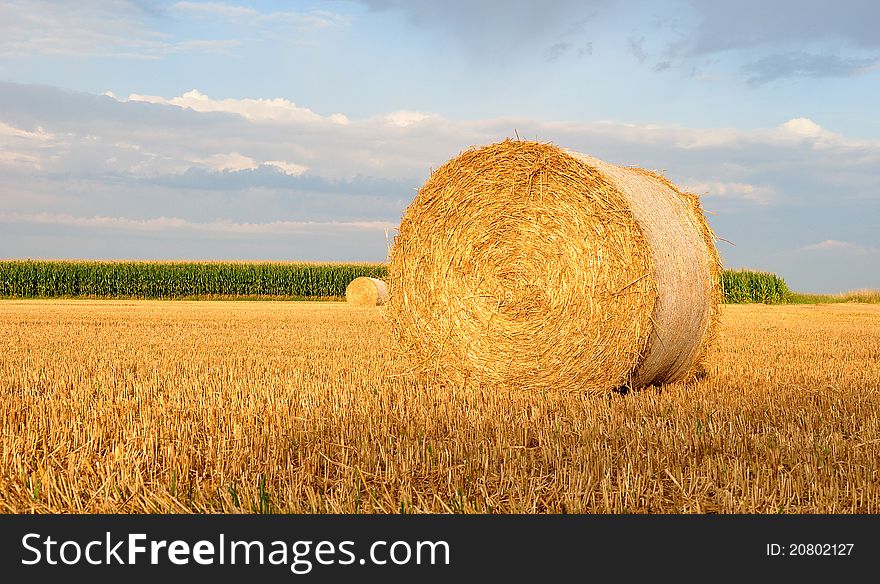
[[1, 300, 878, 513]]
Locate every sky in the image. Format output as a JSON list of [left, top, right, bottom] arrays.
[[1, 0, 878, 293]]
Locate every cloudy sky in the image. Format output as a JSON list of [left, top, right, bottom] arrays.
[[1, 0, 878, 293]]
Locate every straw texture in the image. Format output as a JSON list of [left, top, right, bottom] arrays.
[[386, 140, 720, 393], [346, 277, 389, 307]]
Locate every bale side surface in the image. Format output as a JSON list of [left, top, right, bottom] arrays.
[[568, 153, 719, 386], [346, 277, 389, 306], [629, 168, 723, 380]]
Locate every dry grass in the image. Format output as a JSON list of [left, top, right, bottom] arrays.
[[791, 288, 880, 304], [1, 300, 878, 513]]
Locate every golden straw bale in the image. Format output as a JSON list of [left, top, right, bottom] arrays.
[[385, 139, 720, 393], [346, 277, 389, 307]]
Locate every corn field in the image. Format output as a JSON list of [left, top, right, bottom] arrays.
[[0, 261, 386, 299], [1, 261, 796, 303], [721, 269, 792, 304]]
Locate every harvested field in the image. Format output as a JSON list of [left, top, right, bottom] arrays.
[[0, 300, 878, 513]]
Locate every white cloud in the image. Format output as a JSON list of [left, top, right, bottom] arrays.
[[0, 121, 54, 141], [0, 1, 160, 58], [569, 116, 868, 152], [0, 1, 241, 59], [771, 117, 845, 149], [682, 180, 775, 204], [801, 240, 879, 255], [0, 150, 41, 169], [5, 83, 880, 252], [763, 117, 880, 154], [193, 152, 258, 172], [0, 212, 394, 234], [173, 2, 348, 30], [115, 89, 350, 125], [276, 10, 348, 30], [103, 90, 880, 176], [183, 153, 308, 175], [0, 120, 63, 171], [539, 119, 747, 150], [13, 85, 880, 198], [263, 160, 309, 176], [173, 1, 259, 19], [382, 110, 439, 127], [172, 39, 241, 54], [779, 117, 827, 138], [803, 239, 850, 250], [0, 1, 346, 59]]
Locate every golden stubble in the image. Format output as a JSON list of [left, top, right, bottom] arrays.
[[0, 300, 878, 513]]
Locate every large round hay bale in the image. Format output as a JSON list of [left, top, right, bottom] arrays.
[[385, 139, 721, 393], [346, 276, 389, 307]]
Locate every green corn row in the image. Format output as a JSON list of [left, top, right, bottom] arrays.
[[0, 261, 388, 299], [720, 269, 792, 304], [1, 261, 791, 304]]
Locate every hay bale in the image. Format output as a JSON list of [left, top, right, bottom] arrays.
[[385, 140, 721, 393], [346, 277, 389, 307]]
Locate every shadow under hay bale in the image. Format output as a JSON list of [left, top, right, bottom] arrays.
[[386, 139, 721, 393]]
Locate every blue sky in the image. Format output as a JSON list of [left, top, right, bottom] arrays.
[[1, 0, 878, 293]]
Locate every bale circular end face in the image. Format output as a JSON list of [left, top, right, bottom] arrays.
[[385, 140, 721, 393], [346, 277, 389, 307]]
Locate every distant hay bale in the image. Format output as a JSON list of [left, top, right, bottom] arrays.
[[346, 277, 389, 307], [385, 140, 721, 393]]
